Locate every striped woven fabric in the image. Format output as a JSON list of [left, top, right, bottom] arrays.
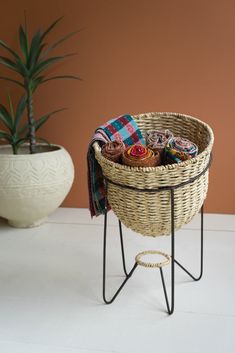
[[87, 115, 144, 217], [146, 129, 173, 154], [165, 137, 198, 163]]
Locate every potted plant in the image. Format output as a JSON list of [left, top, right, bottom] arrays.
[[0, 17, 80, 227]]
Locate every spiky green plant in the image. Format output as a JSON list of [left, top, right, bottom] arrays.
[[0, 94, 27, 154], [0, 16, 80, 153], [0, 94, 66, 154]]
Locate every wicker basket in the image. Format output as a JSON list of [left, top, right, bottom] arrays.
[[94, 112, 214, 237]]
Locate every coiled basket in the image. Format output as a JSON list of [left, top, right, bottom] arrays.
[[94, 112, 214, 237]]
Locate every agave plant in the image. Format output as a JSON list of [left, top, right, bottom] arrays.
[[0, 16, 80, 153]]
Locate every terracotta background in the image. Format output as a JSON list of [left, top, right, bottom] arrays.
[[0, 0, 234, 214]]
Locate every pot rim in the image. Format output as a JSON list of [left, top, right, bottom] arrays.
[[0, 143, 66, 157]]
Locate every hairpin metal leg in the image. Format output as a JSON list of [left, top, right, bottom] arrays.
[[103, 210, 138, 304], [159, 194, 204, 314], [159, 189, 175, 315], [174, 205, 203, 281], [118, 220, 128, 277]]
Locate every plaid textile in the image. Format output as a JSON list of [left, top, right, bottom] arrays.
[[87, 114, 144, 217]]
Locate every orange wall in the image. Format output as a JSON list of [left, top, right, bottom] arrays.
[[0, 0, 234, 213]]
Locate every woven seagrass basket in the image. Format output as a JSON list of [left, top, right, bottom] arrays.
[[94, 112, 214, 237]]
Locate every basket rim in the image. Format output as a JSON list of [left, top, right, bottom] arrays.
[[93, 112, 214, 173]]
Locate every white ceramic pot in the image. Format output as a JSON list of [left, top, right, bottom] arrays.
[[0, 144, 74, 228]]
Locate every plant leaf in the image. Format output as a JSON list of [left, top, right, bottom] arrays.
[[0, 76, 24, 87], [0, 40, 21, 60], [28, 30, 43, 69], [30, 56, 66, 77], [0, 130, 12, 142], [19, 25, 29, 62], [0, 56, 19, 73], [0, 114, 11, 130], [19, 108, 66, 135], [0, 42, 28, 76], [49, 29, 82, 50], [18, 122, 28, 135], [14, 95, 27, 130], [33, 43, 46, 65], [7, 94, 14, 120], [41, 75, 81, 84], [29, 76, 44, 92], [42, 29, 83, 57], [14, 137, 29, 150], [35, 108, 66, 131], [13, 60, 29, 77], [41, 16, 64, 41], [15, 57, 30, 77], [0, 104, 13, 131], [40, 52, 79, 66], [0, 39, 29, 76]]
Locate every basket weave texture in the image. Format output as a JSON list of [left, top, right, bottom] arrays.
[[94, 112, 214, 236]]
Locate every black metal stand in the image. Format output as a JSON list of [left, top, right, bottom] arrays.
[[102, 156, 210, 314], [102, 200, 203, 314]]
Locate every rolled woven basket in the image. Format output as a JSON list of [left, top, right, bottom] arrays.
[[94, 112, 214, 237]]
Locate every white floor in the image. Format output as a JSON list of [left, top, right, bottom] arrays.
[[0, 208, 235, 353]]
